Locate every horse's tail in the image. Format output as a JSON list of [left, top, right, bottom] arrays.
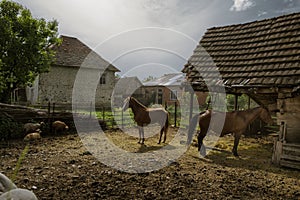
[[187, 112, 202, 145]]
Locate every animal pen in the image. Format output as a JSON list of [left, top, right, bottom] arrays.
[[182, 12, 300, 169]]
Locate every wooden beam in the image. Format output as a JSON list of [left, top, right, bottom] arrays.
[[234, 94, 238, 110], [189, 91, 194, 122]]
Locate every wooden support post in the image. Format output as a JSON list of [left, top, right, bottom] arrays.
[[174, 101, 177, 128], [121, 110, 124, 129], [89, 101, 92, 119], [48, 101, 51, 132], [234, 94, 238, 111], [248, 95, 251, 109], [189, 91, 194, 122], [102, 107, 105, 121], [52, 103, 55, 120]]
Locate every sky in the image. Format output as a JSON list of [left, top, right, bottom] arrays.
[[15, 0, 300, 81]]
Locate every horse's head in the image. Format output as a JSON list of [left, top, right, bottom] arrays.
[[122, 97, 131, 111], [259, 107, 273, 125]]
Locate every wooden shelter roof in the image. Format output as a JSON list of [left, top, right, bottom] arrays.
[[182, 12, 300, 98]]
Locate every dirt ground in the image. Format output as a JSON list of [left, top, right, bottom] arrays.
[[0, 127, 299, 200]]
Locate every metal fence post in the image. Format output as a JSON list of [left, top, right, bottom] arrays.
[[174, 101, 177, 127], [122, 109, 124, 129]]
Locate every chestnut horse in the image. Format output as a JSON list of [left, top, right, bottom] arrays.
[[122, 97, 169, 144], [187, 107, 273, 157]]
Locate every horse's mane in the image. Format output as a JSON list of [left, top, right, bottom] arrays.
[[130, 97, 147, 110]]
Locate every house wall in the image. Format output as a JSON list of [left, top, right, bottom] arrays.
[[39, 66, 77, 103], [26, 75, 39, 104], [96, 72, 116, 107], [38, 65, 115, 106], [277, 95, 300, 143]]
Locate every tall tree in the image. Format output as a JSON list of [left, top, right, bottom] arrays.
[[0, 0, 61, 102]]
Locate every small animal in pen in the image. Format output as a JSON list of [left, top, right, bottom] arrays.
[[24, 129, 42, 141], [52, 120, 69, 134], [23, 122, 45, 134]]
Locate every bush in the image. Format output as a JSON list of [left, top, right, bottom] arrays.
[[0, 113, 23, 140]]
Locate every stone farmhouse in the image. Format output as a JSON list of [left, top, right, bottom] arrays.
[[27, 35, 120, 106]]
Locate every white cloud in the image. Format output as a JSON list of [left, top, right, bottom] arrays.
[[230, 0, 255, 11]]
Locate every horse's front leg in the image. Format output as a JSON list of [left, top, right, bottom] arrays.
[[138, 126, 142, 144], [198, 131, 207, 157], [141, 127, 145, 144], [232, 132, 242, 157]]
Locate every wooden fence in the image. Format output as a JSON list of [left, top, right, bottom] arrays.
[[28, 101, 269, 133], [30, 101, 199, 129]]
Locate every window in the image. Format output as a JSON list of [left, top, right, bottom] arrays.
[[100, 74, 106, 85], [170, 90, 177, 100]]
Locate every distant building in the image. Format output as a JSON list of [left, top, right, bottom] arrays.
[[142, 73, 208, 107], [27, 35, 120, 106], [142, 73, 184, 106], [112, 76, 143, 106]]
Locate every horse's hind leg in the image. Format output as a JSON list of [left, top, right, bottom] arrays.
[[158, 124, 167, 144], [158, 129, 162, 144], [163, 127, 167, 143], [158, 127, 165, 144], [232, 132, 242, 156]]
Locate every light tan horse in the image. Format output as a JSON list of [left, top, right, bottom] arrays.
[[122, 97, 169, 144], [187, 107, 273, 156]]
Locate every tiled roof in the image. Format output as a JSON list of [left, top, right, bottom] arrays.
[[52, 35, 120, 72], [182, 12, 300, 93], [144, 73, 185, 87]]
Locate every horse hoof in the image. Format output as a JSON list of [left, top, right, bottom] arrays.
[[232, 152, 239, 157], [200, 152, 206, 157]]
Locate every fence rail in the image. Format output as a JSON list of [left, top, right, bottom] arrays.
[[29, 101, 268, 133], [30, 102, 201, 129]]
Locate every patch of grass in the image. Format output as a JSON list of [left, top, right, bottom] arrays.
[[104, 126, 176, 153], [11, 144, 29, 182]]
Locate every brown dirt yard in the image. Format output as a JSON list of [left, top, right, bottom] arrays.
[[0, 127, 299, 200]]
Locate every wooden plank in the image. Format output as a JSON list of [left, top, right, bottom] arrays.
[[282, 145, 300, 153], [281, 154, 300, 162], [272, 141, 282, 165], [283, 143, 300, 148], [280, 160, 300, 170]]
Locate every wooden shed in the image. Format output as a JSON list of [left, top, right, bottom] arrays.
[[182, 12, 300, 169]]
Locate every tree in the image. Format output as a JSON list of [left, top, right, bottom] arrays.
[[143, 75, 155, 82], [0, 0, 61, 102]]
